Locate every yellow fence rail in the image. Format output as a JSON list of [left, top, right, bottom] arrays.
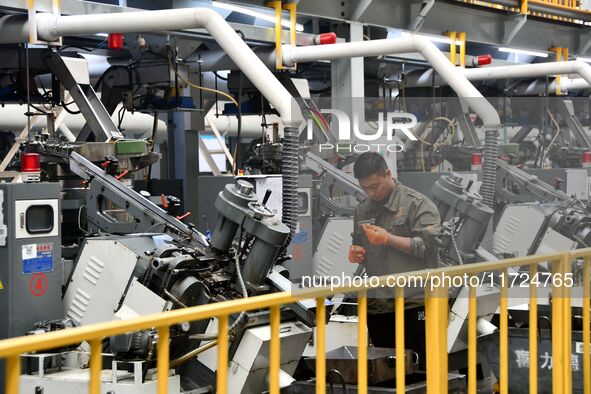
[[1, 248, 590, 393]]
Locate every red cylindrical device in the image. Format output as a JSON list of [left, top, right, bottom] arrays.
[[21, 153, 40, 173], [472, 54, 492, 67], [314, 32, 337, 45], [582, 151, 591, 167], [108, 33, 123, 50], [471, 152, 482, 171]]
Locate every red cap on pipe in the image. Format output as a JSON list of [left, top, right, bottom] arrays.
[[583, 151, 591, 167], [21, 153, 40, 173], [472, 54, 492, 67], [471, 152, 482, 165], [108, 33, 123, 50], [314, 32, 337, 45]]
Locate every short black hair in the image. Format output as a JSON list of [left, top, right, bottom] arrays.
[[353, 152, 388, 179]]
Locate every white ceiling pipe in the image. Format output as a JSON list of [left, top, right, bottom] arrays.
[[0, 104, 166, 138], [282, 36, 501, 129], [404, 61, 591, 92], [462, 61, 591, 85], [513, 77, 591, 95], [0, 8, 301, 127]]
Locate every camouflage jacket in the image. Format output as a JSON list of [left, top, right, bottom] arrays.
[[352, 181, 441, 313]]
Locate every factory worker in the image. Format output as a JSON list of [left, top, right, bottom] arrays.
[[348, 151, 441, 369]]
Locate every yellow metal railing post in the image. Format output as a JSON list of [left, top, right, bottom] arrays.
[[444, 32, 457, 66], [459, 32, 467, 68], [157, 326, 170, 394], [552, 254, 573, 393], [499, 268, 509, 394], [564, 253, 573, 393], [529, 263, 538, 394], [217, 315, 229, 394], [6, 355, 20, 394], [358, 290, 368, 394], [549, 47, 564, 95], [395, 287, 405, 392], [269, 305, 281, 394], [468, 283, 477, 394], [425, 282, 448, 394], [316, 297, 326, 394], [521, 0, 529, 13], [282, 2, 297, 47], [89, 338, 103, 394], [266, 1, 283, 70], [584, 256, 590, 394]]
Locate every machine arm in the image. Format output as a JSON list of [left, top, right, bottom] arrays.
[[68, 151, 208, 250]]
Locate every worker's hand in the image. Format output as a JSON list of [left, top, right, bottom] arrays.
[[362, 223, 391, 246], [348, 245, 366, 264]]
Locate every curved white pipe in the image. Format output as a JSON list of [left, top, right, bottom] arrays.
[[0, 8, 301, 127], [282, 36, 501, 128]]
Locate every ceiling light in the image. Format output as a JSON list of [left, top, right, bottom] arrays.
[[498, 47, 549, 58], [212, 1, 304, 32]]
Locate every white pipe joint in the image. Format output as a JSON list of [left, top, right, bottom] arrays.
[[282, 36, 500, 129], [29, 8, 301, 127]]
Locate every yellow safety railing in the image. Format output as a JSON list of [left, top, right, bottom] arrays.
[[1, 248, 590, 394], [535, 0, 580, 9]]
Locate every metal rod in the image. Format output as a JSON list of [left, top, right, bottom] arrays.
[[395, 287, 405, 392], [468, 284, 477, 394], [217, 315, 229, 394], [269, 305, 281, 394], [89, 339, 102, 394], [169, 339, 218, 369], [529, 264, 538, 394], [357, 290, 368, 394], [315, 297, 326, 394], [157, 326, 170, 394], [500, 268, 509, 394]]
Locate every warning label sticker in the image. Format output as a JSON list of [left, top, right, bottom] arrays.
[[23, 243, 53, 273]]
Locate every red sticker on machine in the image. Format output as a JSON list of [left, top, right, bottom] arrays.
[[29, 273, 48, 297]]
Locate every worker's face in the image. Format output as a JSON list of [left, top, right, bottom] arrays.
[[358, 170, 394, 203]]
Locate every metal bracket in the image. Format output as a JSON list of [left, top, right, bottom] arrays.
[[408, 0, 435, 32], [552, 99, 591, 149], [501, 13, 527, 46], [27, 0, 62, 46], [69, 152, 207, 251], [577, 28, 591, 56], [42, 51, 124, 142]]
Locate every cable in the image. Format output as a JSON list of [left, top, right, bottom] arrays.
[[146, 112, 158, 186], [117, 107, 126, 129], [229, 215, 249, 333], [213, 71, 228, 81], [168, 51, 241, 174], [541, 109, 560, 168], [432, 116, 456, 148], [167, 54, 238, 109], [61, 101, 81, 115], [231, 72, 243, 175]]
